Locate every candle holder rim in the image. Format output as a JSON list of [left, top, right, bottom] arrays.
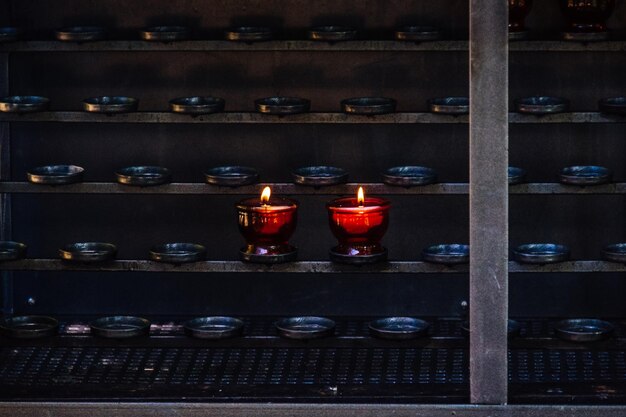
[[236, 197, 298, 211], [326, 196, 390, 211]]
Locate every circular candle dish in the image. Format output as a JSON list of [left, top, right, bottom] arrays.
[[149, 243, 207, 264], [59, 242, 117, 263], [512, 243, 570, 264], [560, 165, 611, 186], [0, 241, 27, 262], [115, 166, 172, 186], [395, 26, 442, 41], [169, 96, 225, 115], [515, 96, 569, 115], [83, 96, 139, 113], [255, 97, 311, 115], [308, 26, 357, 42], [0, 96, 50, 113], [292, 166, 348, 187], [90, 316, 151, 339], [225, 26, 273, 42], [369, 317, 430, 340], [508, 166, 527, 185], [562, 31, 609, 42], [461, 319, 522, 339], [27, 165, 84, 185], [329, 247, 388, 265], [55, 26, 105, 42], [599, 97, 626, 115], [382, 166, 437, 186], [602, 243, 626, 263], [140, 26, 190, 42], [184, 316, 244, 339], [554, 319, 614, 342], [0, 316, 59, 339], [240, 246, 298, 264], [205, 166, 259, 187], [341, 97, 396, 115], [428, 97, 469, 115], [509, 30, 529, 41], [0, 27, 19, 42], [275, 316, 336, 340], [422, 244, 469, 265]]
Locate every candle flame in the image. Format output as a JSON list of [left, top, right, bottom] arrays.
[[261, 186, 271, 203], [357, 186, 365, 206]]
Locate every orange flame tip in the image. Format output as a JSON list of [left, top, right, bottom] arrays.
[[261, 186, 271, 203]]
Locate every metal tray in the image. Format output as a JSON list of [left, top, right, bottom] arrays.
[[83, 96, 139, 113], [562, 31, 609, 42], [292, 166, 348, 187], [508, 166, 527, 185], [0, 96, 50, 113], [509, 30, 529, 41], [560, 165, 611, 185], [602, 243, 626, 263], [308, 26, 357, 42], [140, 26, 190, 41], [0, 27, 19, 42], [115, 166, 172, 186], [515, 96, 569, 114], [329, 247, 388, 265], [275, 316, 336, 340], [90, 316, 151, 339], [512, 243, 570, 264], [55, 26, 105, 42], [204, 166, 259, 187], [428, 97, 469, 115], [169, 96, 225, 114], [341, 97, 396, 115], [149, 243, 207, 263], [461, 319, 522, 339], [0, 316, 59, 339], [59, 242, 117, 263], [394, 26, 442, 41], [382, 166, 437, 186], [554, 318, 614, 342], [368, 317, 430, 340], [27, 165, 84, 185], [184, 316, 244, 339], [422, 244, 469, 265], [599, 97, 626, 115], [0, 241, 27, 262], [240, 246, 298, 264], [255, 97, 311, 115], [225, 26, 273, 42]]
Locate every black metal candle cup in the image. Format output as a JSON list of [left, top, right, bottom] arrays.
[[236, 186, 298, 263], [394, 26, 442, 42]]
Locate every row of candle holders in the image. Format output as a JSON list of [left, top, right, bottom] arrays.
[[2, 95, 626, 115], [2, 239, 626, 266], [0, 315, 615, 343], [0, 0, 621, 45], [18, 164, 620, 188]]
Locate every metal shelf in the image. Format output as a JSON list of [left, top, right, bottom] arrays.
[[0, 112, 622, 124], [0, 259, 468, 273], [1, 182, 625, 195], [2, 40, 626, 53], [0, 259, 623, 273]]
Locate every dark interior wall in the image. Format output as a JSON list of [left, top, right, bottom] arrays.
[[3, 0, 626, 318]]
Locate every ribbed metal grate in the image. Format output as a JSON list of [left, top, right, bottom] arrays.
[[0, 347, 467, 387]]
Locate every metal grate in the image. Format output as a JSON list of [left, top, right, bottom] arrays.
[[0, 347, 467, 387]]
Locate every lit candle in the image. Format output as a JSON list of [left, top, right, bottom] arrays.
[[236, 186, 298, 263], [326, 186, 391, 264]]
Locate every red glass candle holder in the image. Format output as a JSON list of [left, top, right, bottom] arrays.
[[509, 0, 533, 40], [560, 0, 615, 40], [236, 191, 298, 264], [326, 194, 391, 264]]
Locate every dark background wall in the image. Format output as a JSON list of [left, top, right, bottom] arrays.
[[1, 0, 625, 318]]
